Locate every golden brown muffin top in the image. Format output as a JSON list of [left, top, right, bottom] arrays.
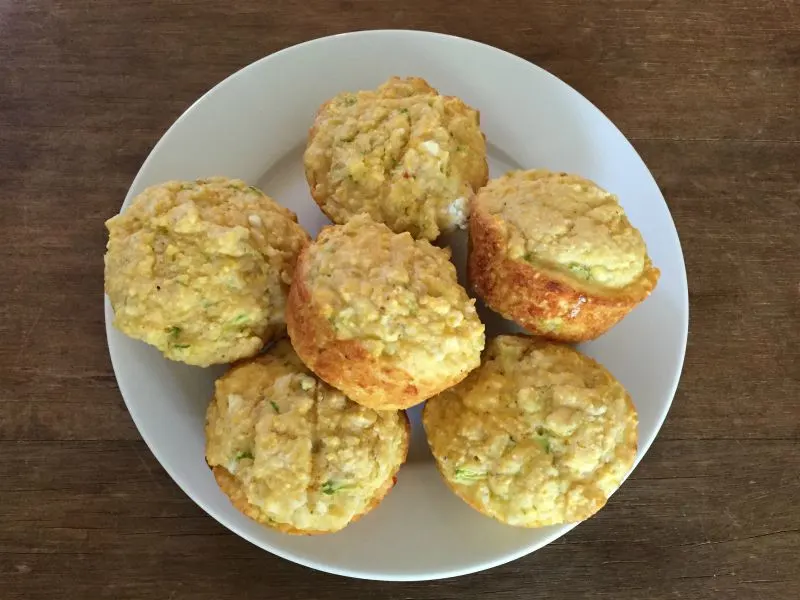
[[301, 215, 485, 383], [304, 76, 488, 240], [424, 335, 638, 527], [477, 170, 649, 289], [205, 340, 408, 533], [104, 177, 309, 366]]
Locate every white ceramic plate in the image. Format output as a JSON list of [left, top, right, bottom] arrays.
[[105, 30, 688, 581]]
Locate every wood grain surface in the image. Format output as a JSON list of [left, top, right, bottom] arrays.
[[1, 1, 798, 598]]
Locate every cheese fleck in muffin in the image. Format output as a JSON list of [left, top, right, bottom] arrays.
[[104, 177, 309, 366], [205, 340, 410, 534], [304, 76, 488, 240], [287, 214, 485, 410], [469, 170, 660, 341], [423, 335, 638, 528]]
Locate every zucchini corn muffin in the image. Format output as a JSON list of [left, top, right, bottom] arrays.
[[469, 170, 660, 342], [104, 177, 309, 366], [423, 335, 638, 528], [205, 340, 410, 534], [304, 76, 488, 241], [287, 214, 485, 410]]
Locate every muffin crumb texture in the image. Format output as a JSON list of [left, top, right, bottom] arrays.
[[304, 76, 488, 240], [104, 177, 309, 366], [481, 170, 648, 288], [423, 335, 638, 528], [205, 340, 409, 534], [469, 169, 660, 342], [289, 214, 485, 409]]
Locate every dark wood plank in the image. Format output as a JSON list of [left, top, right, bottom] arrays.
[[1, 0, 798, 598], [0, 440, 797, 599], [641, 139, 800, 442]]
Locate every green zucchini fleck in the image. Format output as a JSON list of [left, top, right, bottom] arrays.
[[534, 436, 551, 454], [454, 467, 485, 482], [321, 480, 351, 495], [567, 263, 593, 280]]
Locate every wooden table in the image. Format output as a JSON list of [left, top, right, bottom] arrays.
[[2, 1, 798, 598]]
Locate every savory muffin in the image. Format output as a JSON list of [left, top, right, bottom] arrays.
[[287, 214, 485, 410], [469, 170, 660, 342], [205, 340, 410, 534], [104, 177, 309, 367], [423, 335, 638, 528], [304, 76, 488, 241]]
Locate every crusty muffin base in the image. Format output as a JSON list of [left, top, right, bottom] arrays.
[[469, 200, 660, 342]]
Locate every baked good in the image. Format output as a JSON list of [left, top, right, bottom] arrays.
[[304, 76, 488, 241], [205, 340, 410, 534], [287, 214, 485, 410], [469, 169, 659, 341], [423, 335, 638, 528], [104, 177, 309, 366]]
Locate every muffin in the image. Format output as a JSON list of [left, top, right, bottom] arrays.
[[287, 214, 485, 410], [205, 340, 410, 534], [304, 76, 488, 241], [469, 170, 660, 342], [423, 335, 638, 528], [104, 177, 309, 366]]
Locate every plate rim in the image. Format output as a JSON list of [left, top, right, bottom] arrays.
[[106, 28, 689, 581]]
